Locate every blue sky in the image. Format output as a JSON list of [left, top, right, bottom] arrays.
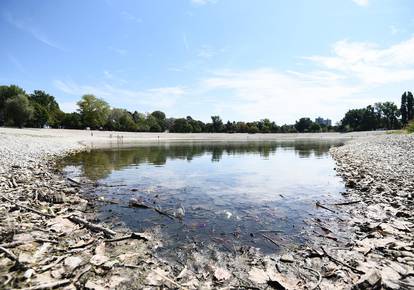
[[1, 0, 414, 124]]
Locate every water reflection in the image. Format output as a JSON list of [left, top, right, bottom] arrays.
[[63, 140, 341, 181], [62, 139, 345, 253]]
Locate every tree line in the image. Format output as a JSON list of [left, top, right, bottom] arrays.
[[0, 84, 413, 133], [339, 92, 413, 132]]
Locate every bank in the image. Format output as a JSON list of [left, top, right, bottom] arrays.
[[0, 128, 412, 289]]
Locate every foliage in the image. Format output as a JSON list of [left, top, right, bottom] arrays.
[[62, 112, 83, 129], [340, 102, 401, 132], [406, 120, 414, 133], [77, 94, 110, 129], [2, 84, 413, 134], [0, 85, 26, 125], [4, 94, 33, 128]]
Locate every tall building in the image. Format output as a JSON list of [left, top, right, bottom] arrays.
[[315, 117, 332, 126]]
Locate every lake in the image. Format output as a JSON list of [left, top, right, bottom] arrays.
[[62, 139, 346, 254]]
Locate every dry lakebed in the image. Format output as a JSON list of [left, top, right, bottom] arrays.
[[0, 128, 413, 289]]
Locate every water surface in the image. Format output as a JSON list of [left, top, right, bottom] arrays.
[[63, 139, 345, 253]]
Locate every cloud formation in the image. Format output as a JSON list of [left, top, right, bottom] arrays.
[[352, 0, 369, 7], [55, 37, 414, 124], [2, 11, 65, 51]]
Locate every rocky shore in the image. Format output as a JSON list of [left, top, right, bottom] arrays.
[[0, 129, 413, 289]]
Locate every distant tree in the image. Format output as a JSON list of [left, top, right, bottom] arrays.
[[62, 112, 82, 129], [309, 122, 321, 132], [77, 94, 110, 129], [401, 92, 408, 125], [28, 103, 49, 128], [151, 110, 167, 131], [29, 90, 62, 127], [375, 102, 400, 129], [4, 94, 33, 128], [0, 85, 26, 125], [170, 118, 192, 133], [407, 91, 414, 122], [295, 117, 313, 133], [106, 108, 132, 131], [211, 116, 223, 132]]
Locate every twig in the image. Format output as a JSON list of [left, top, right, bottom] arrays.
[[0, 246, 21, 265], [68, 239, 96, 250], [321, 247, 365, 275], [67, 177, 81, 185], [68, 215, 116, 237], [2, 196, 54, 218], [315, 201, 336, 213], [303, 266, 322, 290], [261, 234, 279, 247], [153, 268, 188, 290], [105, 232, 149, 243], [331, 200, 362, 206], [18, 279, 71, 290], [39, 254, 70, 272]]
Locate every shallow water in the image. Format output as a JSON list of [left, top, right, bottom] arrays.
[[63, 139, 345, 253]]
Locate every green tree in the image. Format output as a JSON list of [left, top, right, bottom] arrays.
[[151, 110, 167, 131], [401, 92, 408, 125], [295, 117, 313, 133], [62, 112, 82, 129], [171, 118, 193, 133], [407, 91, 414, 122], [211, 115, 223, 132], [0, 85, 26, 125], [29, 90, 63, 127], [4, 94, 33, 128], [77, 94, 110, 129]]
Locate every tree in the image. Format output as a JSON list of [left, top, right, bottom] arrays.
[[4, 94, 33, 128], [401, 92, 408, 125], [211, 116, 223, 132], [375, 102, 400, 129], [28, 103, 49, 128], [407, 91, 414, 122], [29, 90, 62, 127], [0, 85, 26, 125], [77, 94, 110, 129], [170, 118, 193, 133], [62, 112, 82, 129], [151, 110, 167, 131], [295, 117, 313, 133]]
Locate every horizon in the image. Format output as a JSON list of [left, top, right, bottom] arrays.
[[1, 0, 414, 124]]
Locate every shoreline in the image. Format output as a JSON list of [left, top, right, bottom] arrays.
[[1, 128, 412, 289]]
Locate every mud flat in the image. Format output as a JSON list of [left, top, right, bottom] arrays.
[[1, 128, 412, 289]]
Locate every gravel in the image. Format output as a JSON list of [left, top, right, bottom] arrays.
[[0, 128, 412, 289]]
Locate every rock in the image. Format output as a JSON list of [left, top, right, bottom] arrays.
[[351, 270, 382, 290], [248, 267, 268, 284], [280, 253, 294, 263], [64, 256, 83, 271], [213, 266, 231, 281], [85, 280, 106, 290]]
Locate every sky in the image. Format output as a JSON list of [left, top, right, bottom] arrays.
[[1, 0, 414, 124]]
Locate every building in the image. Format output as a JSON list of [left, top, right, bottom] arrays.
[[315, 117, 332, 127]]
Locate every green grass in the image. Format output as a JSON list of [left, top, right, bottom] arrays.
[[406, 121, 414, 133]]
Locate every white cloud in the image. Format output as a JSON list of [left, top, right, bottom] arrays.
[[55, 37, 414, 124], [120, 11, 142, 23], [3, 11, 65, 51], [194, 37, 414, 123], [305, 37, 414, 85], [191, 0, 217, 6], [352, 0, 369, 6], [53, 80, 186, 112], [108, 46, 128, 55]]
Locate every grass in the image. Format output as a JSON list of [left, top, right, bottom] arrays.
[[406, 121, 414, 133]]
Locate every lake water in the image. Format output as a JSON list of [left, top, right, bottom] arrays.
[[63, 139, 345, 253]]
